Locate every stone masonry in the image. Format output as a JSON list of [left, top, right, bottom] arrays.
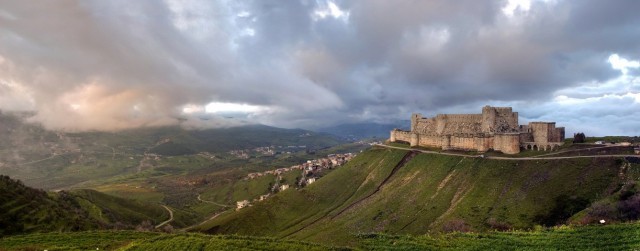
[[390, 106, 565, 154]]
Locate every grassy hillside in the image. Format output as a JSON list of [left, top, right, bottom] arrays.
[[197, 148, 408, 236], [197, 147, 640, 245], [0, 175, 169, 236], [69, 189, 169, 226], [0, 175, 101, 236], [2, 223, 640, 250]]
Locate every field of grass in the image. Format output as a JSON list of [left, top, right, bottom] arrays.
[[92, 183, 165, 203], [2, 222, 640, 250], [358, 222, 640, 250], [0, 231, 339, 251], [583, 136, 640, 144]]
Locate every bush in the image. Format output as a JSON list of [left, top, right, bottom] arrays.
[[535, 195, 589, 226], [442, 219, 471, 233], [136, 220, 154, 231], [486, 217, 512, 231], [618, 194, 640, 220]]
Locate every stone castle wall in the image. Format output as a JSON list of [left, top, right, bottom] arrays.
[[390, 130, 412, 143], [445, 134, 492, 152], [418, 134, 442, 147], [529, 122, 565, 143], [530, 122, 550, 143], [493, 133, 520, 154], [391, 106, 564, 155]]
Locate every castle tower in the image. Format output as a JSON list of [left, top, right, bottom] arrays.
[[481, 106, 496, 133], [411, 113, 422, 132], [410, 133, 419, 147]]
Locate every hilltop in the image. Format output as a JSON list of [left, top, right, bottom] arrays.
[[196, 146, 640, 245]]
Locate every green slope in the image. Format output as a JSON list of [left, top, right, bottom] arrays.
[[69, 189, 169, 227], [0, 175, 168, 236], [197, 148, 409, 237], [197, 147, 640, 245]]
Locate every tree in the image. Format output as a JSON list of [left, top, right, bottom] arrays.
[[573, 132, 586, 143]]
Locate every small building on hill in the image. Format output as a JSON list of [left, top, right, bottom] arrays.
[[236, 200, 250, 210], [307, 178, 316, 185], [390, 106, 565, 154]]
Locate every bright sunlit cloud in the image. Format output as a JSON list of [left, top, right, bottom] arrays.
[[182, 104, 205, 114], [608, 54, 640, 75], [502, 0, 531, 16], [205, 102, 263, 113], [313, 1, 349, 22]]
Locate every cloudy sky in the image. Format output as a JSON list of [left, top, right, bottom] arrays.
[[0, 0, 639, 136]]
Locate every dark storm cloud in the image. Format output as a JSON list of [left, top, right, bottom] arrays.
[[0, 0, 638, 135]]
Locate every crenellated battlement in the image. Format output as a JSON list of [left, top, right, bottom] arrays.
[[436, 114, 483, 120]]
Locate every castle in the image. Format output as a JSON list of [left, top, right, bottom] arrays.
[[389, 106, 565, 154]]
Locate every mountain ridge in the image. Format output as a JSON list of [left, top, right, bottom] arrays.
[[315, 122, 408, 141]]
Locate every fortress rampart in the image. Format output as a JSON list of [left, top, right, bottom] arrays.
[[390, 106, 565, 154]]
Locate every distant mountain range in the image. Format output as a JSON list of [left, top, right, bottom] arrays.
[[0, 112, 345, 157], [315, 122, 408, 141]]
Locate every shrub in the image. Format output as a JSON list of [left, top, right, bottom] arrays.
[[442, 219, 471, 233], [486, 217, 512, 231], [618, 194, 640, 220]]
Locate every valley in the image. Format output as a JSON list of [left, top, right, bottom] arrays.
[[0, 113, 368, 229]]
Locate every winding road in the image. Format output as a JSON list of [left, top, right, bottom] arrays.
[[181, 194, 232, 231], [155, 205, 174, 229], [182, 211, 227, 231], [197, 194, 231, 207]]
